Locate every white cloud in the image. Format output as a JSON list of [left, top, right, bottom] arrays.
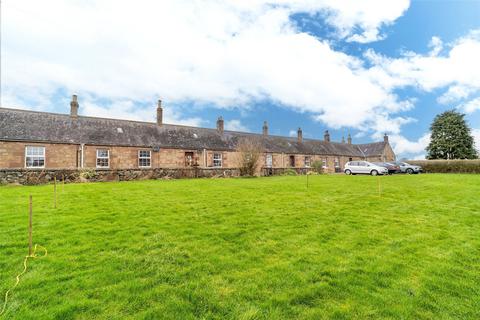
[[457, 97, 480, 114], [289, 130, 297, 137], [224, 119, 249, 132], [389, 133, 430, 156], [437, 85, 476, 105], [82, 99, 204, 127], [1, 0, 411, 132], [317, 0, 410, 43], [428, 36, 443, 56], [368, 33, 480, 94], [472, 129, 480, 152]]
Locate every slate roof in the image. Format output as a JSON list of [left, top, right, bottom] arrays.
[[0, 107, 387, 157]]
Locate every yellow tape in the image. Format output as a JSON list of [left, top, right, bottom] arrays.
[[0, 244, 47, 317]]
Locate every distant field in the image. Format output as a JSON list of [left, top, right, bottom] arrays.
[[1, 174, 479, 319]]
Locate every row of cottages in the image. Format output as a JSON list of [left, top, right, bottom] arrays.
[[0, 96, 396, 173]]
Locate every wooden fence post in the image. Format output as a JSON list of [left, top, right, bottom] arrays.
[[29, 195, 33, 256], [54, 176, 57, 209]]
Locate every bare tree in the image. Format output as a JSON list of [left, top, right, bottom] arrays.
[[236, 137, 264, 176]]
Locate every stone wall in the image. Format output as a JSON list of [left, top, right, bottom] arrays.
[[0, 168, 240, 185]]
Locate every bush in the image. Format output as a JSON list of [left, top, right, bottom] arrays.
[[408, 159, 480, 173], [237, 137, 264, 176], [311, 160, 324, 174]]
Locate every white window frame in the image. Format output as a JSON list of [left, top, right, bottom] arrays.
[[213, 153, 222, 167], [334, 157, 340, 168], [265, 153, 273, 168], [25, 146, 45, 168], [322, 158, 328, 168], [96, 149, 110, 168], [138, 150, 151, 168], [304, 156, 311, 168]]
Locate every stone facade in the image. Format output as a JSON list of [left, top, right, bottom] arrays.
[[0, 140, 393, 175], [0, 103, 396, 180]]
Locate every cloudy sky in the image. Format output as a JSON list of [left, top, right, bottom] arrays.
[[1, 0, 480, 159]]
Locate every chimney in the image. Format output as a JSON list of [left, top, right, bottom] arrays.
[[297, 127, 303, 143], [347, 133, 352, 144], [324, 130, 330, 142], [156, 100, 163, 126], [262, 121, 268, 136], [341, 136, 345, 143], [70, 94, 79, 117], [384, 133, 389, 143], [217, 116, 224, 134]]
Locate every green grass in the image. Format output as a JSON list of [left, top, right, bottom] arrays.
[[1, 174, 479, 319]]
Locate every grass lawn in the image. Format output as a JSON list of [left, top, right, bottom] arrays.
[[1, 174, 479, 319]]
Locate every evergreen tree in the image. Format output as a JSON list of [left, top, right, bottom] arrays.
[[426, 110, 477, 159]]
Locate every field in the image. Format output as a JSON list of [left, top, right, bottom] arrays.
[[1, 174, 479, 319]]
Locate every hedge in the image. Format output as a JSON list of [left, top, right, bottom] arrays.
[[408, 159, 480, 173]]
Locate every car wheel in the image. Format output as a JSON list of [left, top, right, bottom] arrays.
[[345, 169, 352, 175], [370, 170, 378, 176], [406, 168, 413, 174]]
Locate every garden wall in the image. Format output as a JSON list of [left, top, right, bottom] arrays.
[[0, 168, 240, 185], [408, 159, 480, 173]]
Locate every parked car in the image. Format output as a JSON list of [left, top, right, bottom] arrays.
[[393, 161, 422, 174], [344, 161, 389, 176], [373, 162, 401, 174]]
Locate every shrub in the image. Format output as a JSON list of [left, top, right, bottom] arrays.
[[408, 159, 480, 173], [237, 137, 264, 176], [311, 160, 324, 174]]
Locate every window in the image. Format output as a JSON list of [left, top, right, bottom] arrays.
[[265, 154, 273, 168], [25, 146, 45, 168], [334, 157, 340, 168], [185, 152, 195, 167], [213, 153, 222, 167], [96, 149, 109, 168], [304, 156, 311, 167], [138, 150, 151, 168], [322, 158, 327, 168]]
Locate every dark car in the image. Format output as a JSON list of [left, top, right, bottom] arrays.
[[373, 162, 401, 174]]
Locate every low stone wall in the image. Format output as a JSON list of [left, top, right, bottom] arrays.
[[0, 168, 240, 185]]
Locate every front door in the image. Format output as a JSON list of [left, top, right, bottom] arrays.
[[289, 155, 295, 167], [185, 152, 194, 167]]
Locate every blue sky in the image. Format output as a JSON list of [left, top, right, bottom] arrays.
[[1, 0, 480, 159]]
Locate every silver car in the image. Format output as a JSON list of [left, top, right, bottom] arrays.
[[394, 162, 422, 174], [344, 161, 389, 176]]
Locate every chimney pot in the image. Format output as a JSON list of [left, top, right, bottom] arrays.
[[262, 121, 268, 135], [70, 94, 79, 117], [384, 133, 389, 143], [324, 130, 330, 142], [156, 99, 163, 126], [217, 116, 224, 134]]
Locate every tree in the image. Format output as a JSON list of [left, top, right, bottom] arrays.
[[236, 137, 264, 176], [426, 110, 477, 159]]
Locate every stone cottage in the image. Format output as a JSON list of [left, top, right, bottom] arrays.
[[0, 95, 395, 174]]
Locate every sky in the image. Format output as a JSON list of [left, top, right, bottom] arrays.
[[1, 0, 480, 159]]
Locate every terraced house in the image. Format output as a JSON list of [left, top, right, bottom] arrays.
[[0, 95, 395, 174]]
